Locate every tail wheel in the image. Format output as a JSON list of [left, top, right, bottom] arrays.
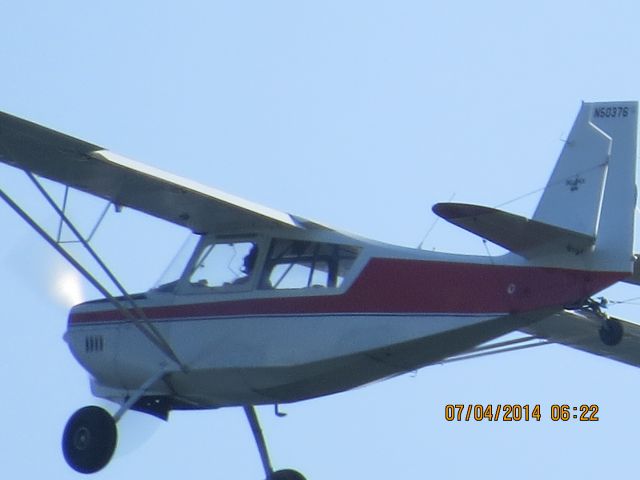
[[62, 406, 117, 474], [599, 318, 623, 346]]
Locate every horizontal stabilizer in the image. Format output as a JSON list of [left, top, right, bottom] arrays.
[[432, 202, 595, 258]]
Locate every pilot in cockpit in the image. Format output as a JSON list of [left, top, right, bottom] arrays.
[[232, 245, 259, 285]]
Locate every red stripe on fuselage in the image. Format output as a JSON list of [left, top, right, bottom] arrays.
[[68, 258, 626, 324]]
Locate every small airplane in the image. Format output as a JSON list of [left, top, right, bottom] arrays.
[[1, 101, 640, 479]]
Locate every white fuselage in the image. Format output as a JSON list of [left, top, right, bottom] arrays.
[[64, 233, 624, 409]]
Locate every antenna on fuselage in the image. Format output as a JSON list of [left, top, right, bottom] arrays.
[[482, 239, 495, 265], [417, 193, 455, 250]]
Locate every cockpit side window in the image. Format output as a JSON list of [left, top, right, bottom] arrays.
[[260, 239, 359, 290], [189, 241, 258, 289]]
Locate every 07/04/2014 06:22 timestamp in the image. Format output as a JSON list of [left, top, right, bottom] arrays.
[[444, 404, 599, 422]]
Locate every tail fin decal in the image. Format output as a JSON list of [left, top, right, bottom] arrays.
[[533, 104, 611, 237]]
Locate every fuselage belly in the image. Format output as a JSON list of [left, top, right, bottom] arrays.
[[66, 311, 522, 406]]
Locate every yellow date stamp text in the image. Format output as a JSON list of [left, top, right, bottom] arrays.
[[444, 404, 599, 422]]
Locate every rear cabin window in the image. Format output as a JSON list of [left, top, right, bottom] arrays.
[[260, 239, 359, 290]]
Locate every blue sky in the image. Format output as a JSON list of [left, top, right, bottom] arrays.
[[2, 1, 640, 478]]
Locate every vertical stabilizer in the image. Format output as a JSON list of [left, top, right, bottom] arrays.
[[533, 102, 637, 272]]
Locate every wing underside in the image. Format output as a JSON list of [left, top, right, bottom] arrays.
[[520, 310, 640, 368], [444, 310, 640, 368], [0, 111, 306, 234]]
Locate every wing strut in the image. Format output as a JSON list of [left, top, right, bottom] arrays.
[[55, 184, 113, 245], [0, 178, 187, 372], [441, 335, 551, 364]]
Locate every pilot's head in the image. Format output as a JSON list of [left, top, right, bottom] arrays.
[[242, 246, 258, 274]]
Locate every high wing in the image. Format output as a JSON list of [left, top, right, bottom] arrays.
[[521, 311, 640, 368], [0, 111, 312, 234]]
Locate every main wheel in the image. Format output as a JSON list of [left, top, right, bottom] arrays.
[[62, 406, 117, 474], [271, 469, 307, 480], [599, 318, 624, 346]]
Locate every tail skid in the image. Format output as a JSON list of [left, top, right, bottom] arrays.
[[434, 101, 638, 272]]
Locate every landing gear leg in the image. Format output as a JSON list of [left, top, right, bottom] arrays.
[[243, 406, 306, 480]]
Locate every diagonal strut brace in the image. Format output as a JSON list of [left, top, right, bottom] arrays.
[[0, 184, 187, 372]]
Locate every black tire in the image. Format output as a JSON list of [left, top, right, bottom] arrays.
[[599, 318, 624, 346], [271, 469, 307, 480], [62, 406, 117, 474]]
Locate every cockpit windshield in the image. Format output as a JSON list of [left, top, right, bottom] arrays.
[[153, 233, 200, 292]]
